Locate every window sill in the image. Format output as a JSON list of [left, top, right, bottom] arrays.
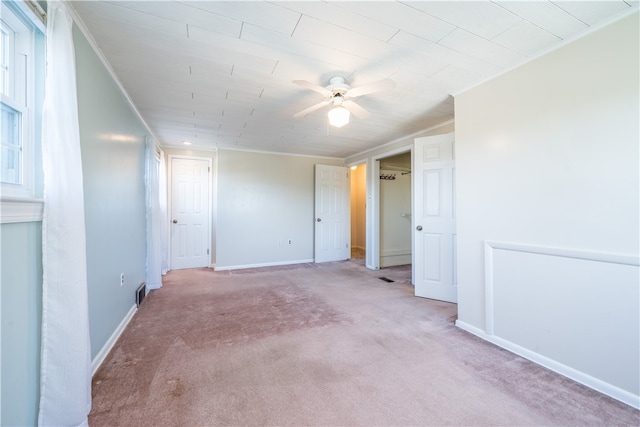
[[0, 196, 43, 223]]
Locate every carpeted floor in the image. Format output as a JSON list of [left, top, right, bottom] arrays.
[[89, 261, 639, 426]]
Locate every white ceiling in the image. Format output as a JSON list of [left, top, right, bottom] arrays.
[[71, 1, 637, 158]]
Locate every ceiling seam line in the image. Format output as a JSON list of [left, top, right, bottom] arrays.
[[490, 7, 564, 43], [290, 14, 303, 37], [549, 1, 590, 27]]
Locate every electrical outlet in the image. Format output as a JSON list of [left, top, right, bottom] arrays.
[[120, 272, 125, 287]]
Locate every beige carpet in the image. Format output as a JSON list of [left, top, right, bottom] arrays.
[[89, 261, 639, 426]]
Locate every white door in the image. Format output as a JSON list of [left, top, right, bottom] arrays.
[[413, 134, 457, 302], [170, 157, 211, 270], [315, 164, 350, 263]]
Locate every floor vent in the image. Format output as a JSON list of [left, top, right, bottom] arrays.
[[136, 282, 146, 307], [379, 277, 395, 283]]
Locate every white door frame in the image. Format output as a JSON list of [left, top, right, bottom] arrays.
[[368, 144, 414, 271], [167, 154, 214, 270], [346, 157, 372, 260]]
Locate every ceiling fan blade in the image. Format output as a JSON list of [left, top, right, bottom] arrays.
[[293, 99, 332, 118], [347, 78, 396, 98], [342, 100, 369, 119], [292, 80, 332, 97]]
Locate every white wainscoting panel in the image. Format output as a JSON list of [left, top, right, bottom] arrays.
[[483, 241, 639, 407]]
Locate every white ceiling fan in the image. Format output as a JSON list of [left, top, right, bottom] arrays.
[[292, 76, 395, 127]]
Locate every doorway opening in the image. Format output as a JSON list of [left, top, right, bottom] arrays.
[[350, 163, 366, 264], [378, 151, 412, 269]]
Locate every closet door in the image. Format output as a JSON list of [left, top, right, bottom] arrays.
[[170, 157, 211, 269]]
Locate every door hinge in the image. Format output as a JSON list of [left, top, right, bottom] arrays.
[[207, 249, 210, 255], [208, 167, 211, 172]]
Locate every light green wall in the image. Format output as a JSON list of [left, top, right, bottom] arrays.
[[0, 222, 42, 426], [73, 25, 148, 359], [216, 150, 343, 269]]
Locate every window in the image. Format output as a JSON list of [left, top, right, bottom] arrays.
[[0, 1, 44, 222], [1, 25, 11, 95], [1, 102, 22, 184]]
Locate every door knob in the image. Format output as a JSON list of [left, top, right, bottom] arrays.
[[316, 218, 322, 222], [416, 225, 422, 231], [172, 219, 178, 224]]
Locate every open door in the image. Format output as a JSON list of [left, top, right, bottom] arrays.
[[315, 164, 350, 263], [413, 133, 457, 302]]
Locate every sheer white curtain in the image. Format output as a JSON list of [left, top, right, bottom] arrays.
[[159, 150, 169, 275], [145, 140, 163, 289], [39, 1, 92, 426]]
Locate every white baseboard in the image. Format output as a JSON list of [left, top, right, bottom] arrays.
[[380, 250, 411, 267], [214, 258, 314, 271], [92, 304, 137, 377], [455, 320, 640, 410]]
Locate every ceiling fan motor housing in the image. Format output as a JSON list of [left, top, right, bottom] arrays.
[[327, 76, 351, 95]]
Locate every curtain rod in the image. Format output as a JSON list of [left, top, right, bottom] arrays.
[[25, 0, 47, 24]]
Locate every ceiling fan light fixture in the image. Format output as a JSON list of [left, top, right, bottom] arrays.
[[328, 106, 350, 128]]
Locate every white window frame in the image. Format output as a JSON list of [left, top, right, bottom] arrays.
[[0, 1, 44, 223], [1, 21, 14, 96]]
